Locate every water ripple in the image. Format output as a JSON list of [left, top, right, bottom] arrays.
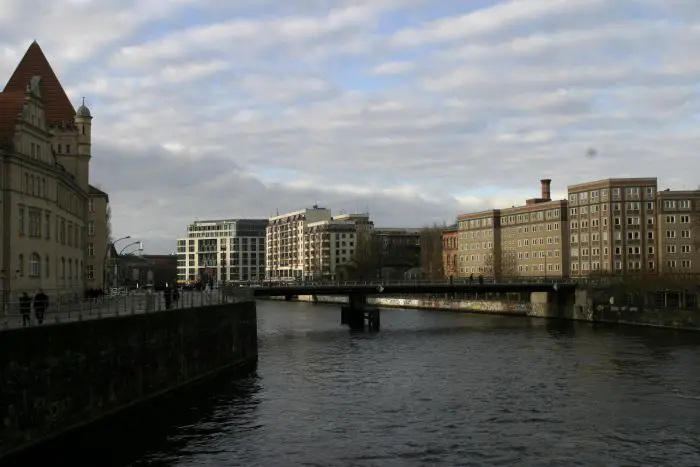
[[108, 302, 700, 466]]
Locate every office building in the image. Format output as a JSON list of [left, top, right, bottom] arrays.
[[457, 180, 569, 278], [176, 218, 267, 284], [567, 178, 657, 276], [657, 189, 700, 274], [0, 41, 110, 305]]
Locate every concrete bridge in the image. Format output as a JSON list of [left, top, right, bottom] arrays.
[[238, 280, 580, 331]]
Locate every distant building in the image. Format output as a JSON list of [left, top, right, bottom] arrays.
[[176, 218, 267, 285], [457, 180, 568, 279], [567, 178, 657, 276], [118, 254, 177, 289], [442, 225, 458, 279], [266, 206, 372, 280], [657, 189, 700, 274]]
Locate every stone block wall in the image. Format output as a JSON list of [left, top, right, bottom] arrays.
[[0, 301, 258, 458]]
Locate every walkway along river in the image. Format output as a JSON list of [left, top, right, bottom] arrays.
[[14, 300, 700, 467]]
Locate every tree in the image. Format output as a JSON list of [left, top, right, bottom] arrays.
[[419, 224, 445, 279], [105, 205, 113, 244], [481, 250, 518, 280], [350, 228, 381, 280]]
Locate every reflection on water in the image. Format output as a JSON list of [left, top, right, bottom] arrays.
[[20, 302, 700, 466]]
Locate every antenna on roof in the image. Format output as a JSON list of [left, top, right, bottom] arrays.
[[82, 96, 86, 106]]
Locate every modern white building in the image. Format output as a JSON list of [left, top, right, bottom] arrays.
[[176, 218, 267, 285], [266, 206, 372, 280]]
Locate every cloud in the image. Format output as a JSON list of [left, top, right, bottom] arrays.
[[1, 0, 700, 253]]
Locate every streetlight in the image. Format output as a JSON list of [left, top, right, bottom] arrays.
[[104, 236, 131, 290], [119, 241, 142, 256]]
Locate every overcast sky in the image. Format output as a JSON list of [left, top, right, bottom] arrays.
[[1, 0, 699, 253]]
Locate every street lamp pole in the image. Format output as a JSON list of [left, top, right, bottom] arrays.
[[104, 236, 131, 291]]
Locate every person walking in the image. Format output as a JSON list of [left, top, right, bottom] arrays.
[[19, 292, 32, 327], [33, 289, 48, 324]]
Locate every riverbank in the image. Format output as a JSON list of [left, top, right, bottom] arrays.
[[260, 294, 700, 331]]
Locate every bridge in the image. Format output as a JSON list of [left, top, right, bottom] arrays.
[[235, 279, 581, 331]]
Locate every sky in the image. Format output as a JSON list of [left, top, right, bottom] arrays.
[[1, 0, 700, 254]]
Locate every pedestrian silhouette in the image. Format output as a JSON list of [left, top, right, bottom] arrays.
[[19, 292, 31, 326]]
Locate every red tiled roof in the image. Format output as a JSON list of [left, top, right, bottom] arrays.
[[0, 91, 26, 140], [3, 41, 75, 125]]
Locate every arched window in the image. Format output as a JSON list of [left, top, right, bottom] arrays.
[[17, 254, 24, 277], [29, 253, 41, 278], [45, 255, 50, 278]]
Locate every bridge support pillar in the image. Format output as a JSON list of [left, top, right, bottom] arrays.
[[341, 293, 380, 331], [529, 290, 576, 319]]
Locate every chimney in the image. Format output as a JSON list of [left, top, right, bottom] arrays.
[[540, 179, 552, 201]]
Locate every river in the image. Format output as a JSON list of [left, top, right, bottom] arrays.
[[46, 301, 700, 466]]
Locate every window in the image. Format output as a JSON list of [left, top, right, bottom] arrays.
[[89, 198, 95, 212], [29, 253, 41, 277], [65, 144, 71, 153], [87, 265, 94, 280], [17, 254, 24, 276], [667, 245, 677, 254], [44, 212, 51, 239], [666, 230, 677, 238], [45, 255, 50, 278], [680, 215, 690, 223], [681, 260, 692, 268], [87, 242, 95, 256], [680, 200, 691, 209], [681, 244, 692, 253], [18, 205, 25, 235], [88, 221, 95, 236], [28, 209, 42, 238], [666, 215, 676, 223]]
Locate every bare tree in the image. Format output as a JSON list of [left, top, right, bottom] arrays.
[[350, 228, 380, 280], [105, 205, 113, 244], [481, 250, 518, 280], [419, 223, 445, 279], [500, 251, 519, 279]]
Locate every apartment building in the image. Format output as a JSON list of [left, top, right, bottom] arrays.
[[442, 225, 458, 278], [176, 218, 267, 284], [266, 206, 331, 280], [457, 180, 568, 278], [457, 210, 500, 277], [500, 180, 569, 278], [567, 178, 657, 276], [0, 41, 110, 305], [657, 189, 700, 274], [266, 207, 372, 280]]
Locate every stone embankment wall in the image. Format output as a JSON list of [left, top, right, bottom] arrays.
[[272, 295, 529, 316], [266, 291, 700, 330], [0, 301, 258, 459]]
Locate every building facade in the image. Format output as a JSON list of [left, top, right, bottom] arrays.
[[657, 189, 700, 274], [442, 225, 458, 278], [266, 207, 373, 280], [266, 206, 331, 280], [567, 178, 657, 276], [177, 218, 268, 285], [0, 41, 110, 307], [457, 180, 568, 279]]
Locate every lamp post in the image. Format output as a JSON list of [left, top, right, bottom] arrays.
[[104, 236, 131, 290]]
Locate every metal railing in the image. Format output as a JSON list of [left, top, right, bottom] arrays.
[[0, 289, 251, 331]]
